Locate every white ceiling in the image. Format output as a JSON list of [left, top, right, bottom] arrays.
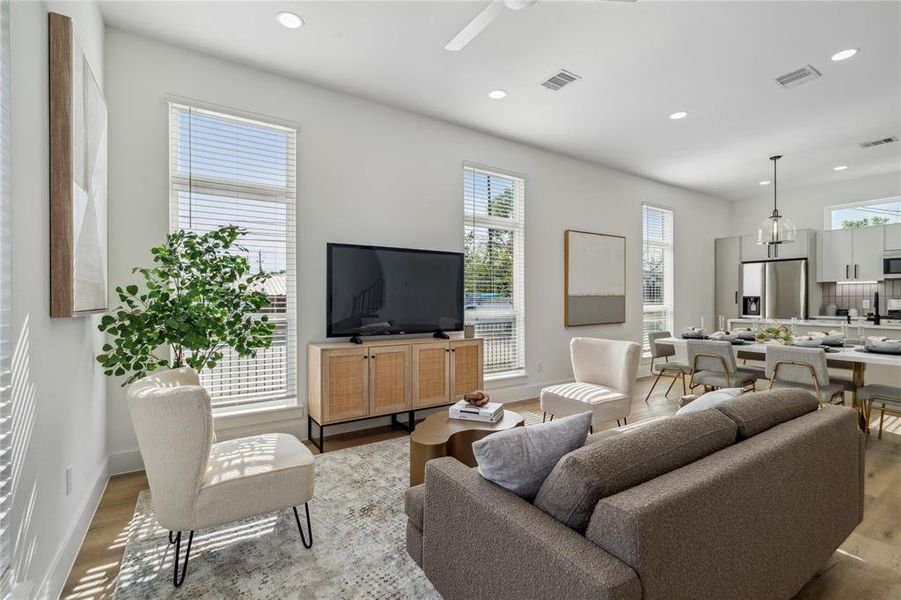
[[98, 0, 901, 201]]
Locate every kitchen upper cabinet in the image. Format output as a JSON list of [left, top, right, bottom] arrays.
[[741, 230, 811, 262], [853, 226, 884, 281], [740, 235, 769, 262], [885, 223, 901, 251], [817, 226, 883, 282]]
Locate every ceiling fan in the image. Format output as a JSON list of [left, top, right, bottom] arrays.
[[445, 0, 636, 52]]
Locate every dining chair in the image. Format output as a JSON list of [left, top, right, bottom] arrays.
[[644, 331, 691, 403], [764, 346, 853, 408], [127, 367, 316, 587], [857, 384, 901, 439], [687, 339, 760, 392]]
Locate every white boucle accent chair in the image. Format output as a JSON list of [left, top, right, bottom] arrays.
[[127, 367, 315, 587], [540, 338, 641, 432]]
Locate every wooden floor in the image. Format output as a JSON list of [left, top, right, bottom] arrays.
[[62, 377, 901, 599]]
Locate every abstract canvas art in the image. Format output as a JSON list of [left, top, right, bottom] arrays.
[[564, 229, 626, 326], [49, 13, 108, 317]]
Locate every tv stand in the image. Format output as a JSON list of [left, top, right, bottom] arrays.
[[349, 335, 364, 345], [433, 330, 450, 339]]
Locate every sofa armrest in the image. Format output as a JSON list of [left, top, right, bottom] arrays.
[[421, 458, 640, 600]]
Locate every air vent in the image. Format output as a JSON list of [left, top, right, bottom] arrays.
[[774, 65, 821, 89], [859, 136, 899, 149], [540, 69, 582, 91]]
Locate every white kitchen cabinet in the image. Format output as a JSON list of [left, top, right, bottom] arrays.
[[885, 223, 901, 251], [740, 235, 769, 262], [817, 226, 884, 282], [715, 237, 741, 321], [853, 226, 884, 281], [773, 229, 811, 260]]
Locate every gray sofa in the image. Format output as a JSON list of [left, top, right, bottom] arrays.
[[404, 389, 864, 600]]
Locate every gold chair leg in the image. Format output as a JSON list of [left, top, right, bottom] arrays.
[[879, 404, 885, 440], [664, 374, 678, 397], [644, 372, 663, 404], [681, 373, 687, 396]]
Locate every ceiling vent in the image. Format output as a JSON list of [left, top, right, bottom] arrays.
[[540, 69, 582, 91], [859, 136, 899, 149], [774, 65, 821, 89]]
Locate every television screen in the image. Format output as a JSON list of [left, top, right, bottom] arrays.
[[327, 243, 464, 338]]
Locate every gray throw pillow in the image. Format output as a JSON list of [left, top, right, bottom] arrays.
[[471, 412, 592, 501]]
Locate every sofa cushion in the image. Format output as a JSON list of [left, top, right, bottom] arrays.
[[405, 484, 425, 530], [714, 388, 818, 440], [472, 412, 592, 501], [676, 388, 744, 415], [533, 410, 737, 533]]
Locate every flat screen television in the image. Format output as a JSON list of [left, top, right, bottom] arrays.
[[327, 243, 464, 339]]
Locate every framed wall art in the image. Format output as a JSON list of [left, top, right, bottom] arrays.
[[49, 12, 108, 317], [564, 229, 626, 326]]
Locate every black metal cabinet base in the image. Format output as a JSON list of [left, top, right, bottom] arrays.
[[307, 406, 446, 453]]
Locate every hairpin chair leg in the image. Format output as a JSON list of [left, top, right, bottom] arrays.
[[542, 412, 547, 423], [168, 531, 176, 544], [172, 530, 194, 588], [293, 503, 313, 549]]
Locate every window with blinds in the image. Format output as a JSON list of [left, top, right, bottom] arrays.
[[642, 205, 674, 356], [169, 102, 296, 409], [463, 165, 525, 376], [0, 0, 10, 577]]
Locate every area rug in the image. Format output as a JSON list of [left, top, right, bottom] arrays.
[[113, 437, 441, 599]]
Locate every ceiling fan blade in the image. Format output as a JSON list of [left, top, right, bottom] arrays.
[[444, 2, 505, 52]]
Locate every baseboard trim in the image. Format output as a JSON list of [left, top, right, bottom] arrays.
[[108, 449, 144, 475], [43, 458, 109, 599]]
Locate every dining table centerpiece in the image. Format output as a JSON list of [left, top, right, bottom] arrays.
[[755, 324, 794, 345]]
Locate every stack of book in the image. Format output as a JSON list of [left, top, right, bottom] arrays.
[[449, 399, 504, 423]]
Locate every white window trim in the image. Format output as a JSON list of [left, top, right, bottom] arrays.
[[824, 195, 901, 230], [168, 100, 298, 413], [463, 162, 526, 378], [641, 203, 674, 358]]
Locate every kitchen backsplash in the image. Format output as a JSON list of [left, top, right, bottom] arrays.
[[820, 280, 901, 315]]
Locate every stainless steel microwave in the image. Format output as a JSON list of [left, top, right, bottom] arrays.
[[885, 252, 901, 279]]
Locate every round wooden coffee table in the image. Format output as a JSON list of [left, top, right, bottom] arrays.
[[409, 409, 524, 486]]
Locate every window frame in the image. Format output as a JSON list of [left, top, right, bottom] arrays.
[[463, 163, 526, 379], [641, 203, 674, 358], [168, 99, 298, 413], [824, 196, 901, 230]]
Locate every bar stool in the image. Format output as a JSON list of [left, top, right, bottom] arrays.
[[644, 331, 691, 403], [857, 385, 901, 439]]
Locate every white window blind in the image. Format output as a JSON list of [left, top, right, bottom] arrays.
[[0, 0, 10, 577], [463, 165, 525, 376], [642, 205, 674, 356], [169, 102, 296, 409]]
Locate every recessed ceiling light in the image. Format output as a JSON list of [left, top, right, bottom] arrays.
[[488, 89, 507, 100], [833, 165, 848, 171], [669, 111, 688, 120], [831, 48, 858, 62], [759, 180, 771, 186], [277, 11, 304, 29]]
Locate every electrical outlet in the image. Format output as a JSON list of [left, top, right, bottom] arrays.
[[65, 467, 72, 496], [536, 361, 543, 373], [862, 299, 871, 309]]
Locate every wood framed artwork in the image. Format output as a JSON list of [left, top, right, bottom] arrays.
[[564, 229, 626, 326], [49, 12, 108, 317]]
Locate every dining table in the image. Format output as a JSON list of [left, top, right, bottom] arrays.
[[657, 336, 901, 431]]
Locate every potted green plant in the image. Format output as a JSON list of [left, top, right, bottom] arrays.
[[97, 225, 279, 385]]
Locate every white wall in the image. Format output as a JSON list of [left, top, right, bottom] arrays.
[[9, 1, 108, 596], [103, 28, 731, 470], [730, 172, 901, 236]]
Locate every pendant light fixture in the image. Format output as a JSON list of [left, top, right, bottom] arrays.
[[756, 155, 796, 246]]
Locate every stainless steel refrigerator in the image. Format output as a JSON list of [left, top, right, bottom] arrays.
[[741, 259, 807, 319]]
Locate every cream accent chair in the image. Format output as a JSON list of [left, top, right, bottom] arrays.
[[540, 338, 641, 432], [127, 367, 315, 587]]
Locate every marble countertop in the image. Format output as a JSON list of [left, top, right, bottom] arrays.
[[728, 317, 901, 332]]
